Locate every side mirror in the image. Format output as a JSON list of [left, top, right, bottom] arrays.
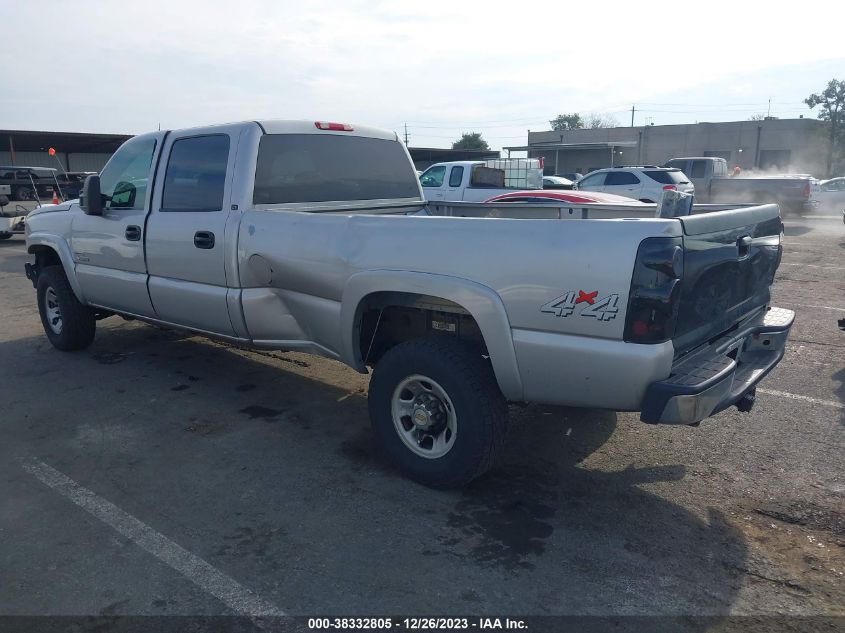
[[80, 175, 103, 215], [0, 195, 8, 208]]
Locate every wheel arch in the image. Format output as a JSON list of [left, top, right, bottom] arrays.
[[340, 270, 523, 401], [27, 234, 86, 303]]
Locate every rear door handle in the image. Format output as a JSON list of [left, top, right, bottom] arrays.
[[125, 225, 142, 241], [194, 230, 215, 249], [737, 235, 752, 258]]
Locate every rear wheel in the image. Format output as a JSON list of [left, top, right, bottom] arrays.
[[0, 233, 12, 240], [15, 186, 34, 201], [36, 266, 96, 350], [368, 336, 507, 489]]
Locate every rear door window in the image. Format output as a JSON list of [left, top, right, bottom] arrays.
[[690, 160, 707, 178], [162, 134, 230, 212], [605, 171, 640, 185], [254, 134, 420, 204], [448, 166, 464, 188]]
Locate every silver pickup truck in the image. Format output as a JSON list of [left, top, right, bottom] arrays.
[[24, 120, 794, 488]]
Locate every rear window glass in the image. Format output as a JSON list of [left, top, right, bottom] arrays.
[[253, 134, 420, 204], [644, 170, 688, 184]]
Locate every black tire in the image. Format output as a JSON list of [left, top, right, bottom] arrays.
[[368, 336, 508, 489], [15, 186, 33, 201], [36, 265, 96, 351], [0, 233, 12, 240]]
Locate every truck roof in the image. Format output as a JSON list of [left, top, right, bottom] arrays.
[[259, 120, 398, 141], [165, 120, 399, 142]]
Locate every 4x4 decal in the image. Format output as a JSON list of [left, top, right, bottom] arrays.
[[541, 290, 620, 321]]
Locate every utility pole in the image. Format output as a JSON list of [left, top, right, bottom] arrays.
[[403, 123, 409, 145], [631, 104, 635, 127], [766, 98, 771, 118]]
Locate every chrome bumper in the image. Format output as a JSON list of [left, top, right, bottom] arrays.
[[641, 307, 794, 424]]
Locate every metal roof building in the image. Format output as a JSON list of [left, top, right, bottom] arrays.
[[506, 118, 826, 177], [0, 130, 133, 172]]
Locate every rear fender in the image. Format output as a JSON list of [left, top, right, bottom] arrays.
[[340, 270, 523, 401]]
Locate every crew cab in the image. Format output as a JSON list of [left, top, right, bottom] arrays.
[[24, 120, 794, 488]]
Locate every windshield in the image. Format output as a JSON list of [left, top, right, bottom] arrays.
[[253, 134, 420, 204]]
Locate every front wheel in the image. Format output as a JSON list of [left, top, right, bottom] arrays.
[[368, 337, 508, 489], [36, 266, 96, 351], [0, 233, 12, 240]]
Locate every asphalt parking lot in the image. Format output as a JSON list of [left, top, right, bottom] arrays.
[[0, 211, 842, 628]]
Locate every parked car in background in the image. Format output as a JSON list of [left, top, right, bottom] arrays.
[[810, 177, 845, 211], [573, 166, 693, 203], [485, 190, 649, 206], [419, 159, 543, 201], [542, 175, 574, 190], [663, 157, 815, 212], [0, 195, 27, 240], [0, 166, 61, 201], [556, 172, 583, 182]]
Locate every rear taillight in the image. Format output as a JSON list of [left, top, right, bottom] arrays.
[[802, 181, 810, 198], [315, 121, 354, 131], [662, 185, 677, 191], [624, 237, 683, 344]]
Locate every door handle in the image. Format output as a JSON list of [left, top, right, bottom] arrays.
[[125, 225, 142, 241], [737, 235, 752, 258], [194, 230, 215, 249]]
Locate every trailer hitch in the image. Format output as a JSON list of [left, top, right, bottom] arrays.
[[736, 388, 756, 413]]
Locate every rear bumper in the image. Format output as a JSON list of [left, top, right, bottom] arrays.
[[640, 306, 794, 424]]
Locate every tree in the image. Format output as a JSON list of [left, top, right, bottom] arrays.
[[452, 132, 490, 151], [549, 113, 583, 131], [805, 78, 845, 177], [748, 114, 767, 121], [586, 113, 618, 129]]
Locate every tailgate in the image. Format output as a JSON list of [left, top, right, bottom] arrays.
[[673, 204, 782, 357]]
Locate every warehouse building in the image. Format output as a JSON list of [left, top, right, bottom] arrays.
[[506, 118, 827, 177], [0, 129, 132, 172]]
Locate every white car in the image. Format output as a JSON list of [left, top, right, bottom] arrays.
[[811, 177, 845, 211], [574, 166, 694, 203]]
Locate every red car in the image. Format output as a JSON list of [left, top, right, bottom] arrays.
[[485, 190, 650, 205]]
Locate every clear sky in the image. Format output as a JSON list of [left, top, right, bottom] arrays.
[[2, 0, 843, 150]]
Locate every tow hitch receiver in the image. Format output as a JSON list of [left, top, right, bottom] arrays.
[[736, 388, 756, 413]]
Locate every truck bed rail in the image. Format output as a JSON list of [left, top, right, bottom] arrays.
[[426, 201, 751, 220]]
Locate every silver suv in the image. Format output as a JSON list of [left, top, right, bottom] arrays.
[[574, 166, 694, 203]]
